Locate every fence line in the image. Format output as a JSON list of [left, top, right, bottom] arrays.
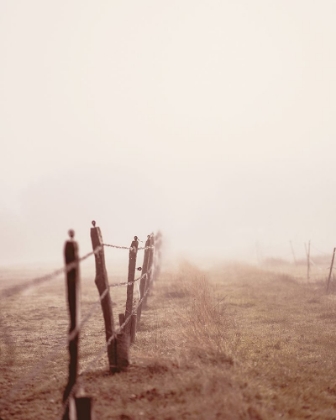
[[0, 224, 162, 420], [83, 278, 152, 376], [0, 240, 151, 300], [109, 272, 147, 288], [58, 283, 153, 420], [0, 245, 103, 300], [0, 225, 163, 418], [60, 227, 159, 419], [103, 243, 131, 250], [309, 258, 329, 271], [3, 273, 148, 400]]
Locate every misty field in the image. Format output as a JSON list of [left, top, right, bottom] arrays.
[[1, 261, 336, 419]]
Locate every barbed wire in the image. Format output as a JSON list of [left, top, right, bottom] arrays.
[[309, 258, 329, 271], [309, 257, 336, 274], [0, 246, 103, 301], [82, 284, 151, 375], [4, 284, 109, 404], [0, 238, 155, 300], [5, 264, 154, 411], [310, 244, 333, 257], [138, 245, 155, 251], [109, 272, 147, 288], [103, 243, 155, 251], [1, 236, 157, 417], [103, 243, 131, 250], [59, 263, 156, 417], [59, 281, 153, 419]]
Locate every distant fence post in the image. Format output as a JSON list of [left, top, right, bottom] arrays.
[[90, 221, 117, 373], [153, 231, 162, 282], [62, 230, 80, 420], [143, 233, 155, 306], [326, 247, 336, 293], [305, 241, 311, 281], [290, 240, 297, 265], [124, 236, 138, 344], [137, 235, 150, 324]]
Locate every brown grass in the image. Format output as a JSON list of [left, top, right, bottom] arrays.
[[1, 261, 336, 419]]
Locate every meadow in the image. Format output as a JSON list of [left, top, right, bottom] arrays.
[[1, 259, 336, 419]]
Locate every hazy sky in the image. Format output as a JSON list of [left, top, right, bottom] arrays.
[[1, 0, 336, 265]]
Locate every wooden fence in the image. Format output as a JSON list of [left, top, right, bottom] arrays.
[[0, 222, 162, 420]]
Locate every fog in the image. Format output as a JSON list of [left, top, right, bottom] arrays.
[[1, 0, 336, 267]]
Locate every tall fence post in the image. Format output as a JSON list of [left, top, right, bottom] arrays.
[[137, 235, 150, 324], [124, 236, 138, 343], [62, 230, 80, 420], [326, 247, 336, 293], [90, 221, 117, 373]]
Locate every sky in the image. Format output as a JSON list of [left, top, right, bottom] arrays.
[[0, 0, 336, 266]]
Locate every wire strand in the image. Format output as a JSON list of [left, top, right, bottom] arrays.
[[0, 246, 103, 300], [59, 283, 152, 419]]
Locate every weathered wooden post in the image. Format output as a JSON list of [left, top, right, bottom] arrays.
[[62, 230, 80, 420], [137, 235, 150, 324], [124, 236, 138, 343], [90, 221, 129, 372], [154, 231, 162, 281], [75, 394, 94, 420], [144, 233, 155, 306], [90, 221, 117, 373], [326, 247, 336, 293]]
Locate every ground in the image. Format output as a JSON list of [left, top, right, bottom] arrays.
[[1, 260, 336, 419]]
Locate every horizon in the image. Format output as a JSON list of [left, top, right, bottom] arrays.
[[1, 1, 336, 267]]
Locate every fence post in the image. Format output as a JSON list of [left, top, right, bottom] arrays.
[[154, 231, 162, 281], [326, 247, 336, 293], [137, 235, 150, 324], [90, 221, 117, 373], [124, 236, 138, 343], [306, 241, 311, 281], [62, 230, 80, 420], [143, 233, 155, 307], [290, 240, 297, 265]]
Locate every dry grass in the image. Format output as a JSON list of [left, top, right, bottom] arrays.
[[2, 261, 336, 419]]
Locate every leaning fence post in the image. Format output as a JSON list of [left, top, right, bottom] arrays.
[[326, 247, 336, 293], [90, 221, 117, 373], [62, 230, 80, 420], [124, 236, 138, 343], [137, 235, 150, 324]]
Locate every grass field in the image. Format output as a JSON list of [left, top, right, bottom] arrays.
[[1, 259, 336, 419]]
